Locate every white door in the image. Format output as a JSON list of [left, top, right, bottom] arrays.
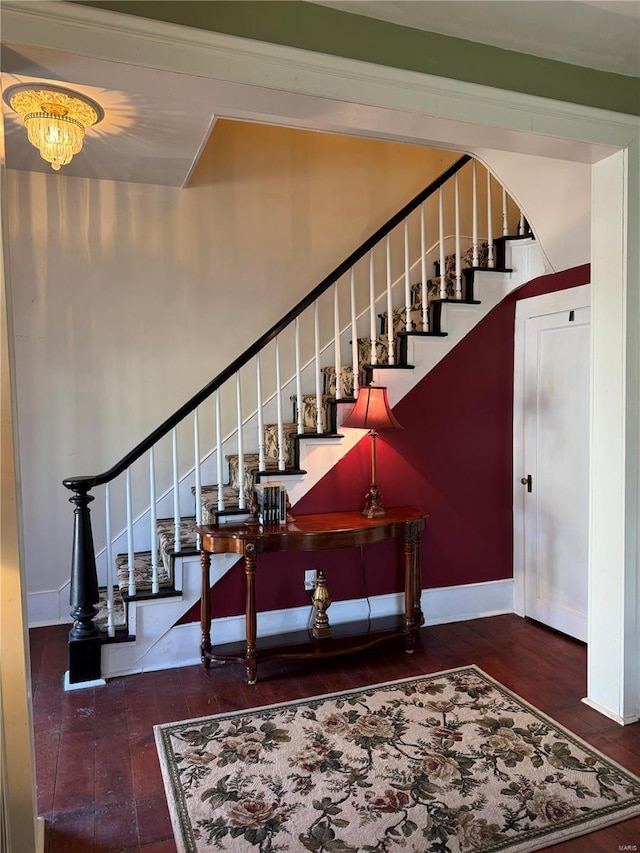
[[514, 287, 590, 642]]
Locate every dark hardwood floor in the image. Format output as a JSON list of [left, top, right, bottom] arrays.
[[30, 614, 640, 852]]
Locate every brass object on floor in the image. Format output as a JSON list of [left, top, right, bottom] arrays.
[[311, 571, 332, 639]]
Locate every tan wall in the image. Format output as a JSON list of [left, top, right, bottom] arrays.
[[6, 120, 457, 604], [1, 183, 39, 850]]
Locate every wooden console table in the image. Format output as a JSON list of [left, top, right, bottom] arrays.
[[196, 505, 428, 683]]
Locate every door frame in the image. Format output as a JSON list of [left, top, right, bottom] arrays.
[[513, 284, 591, 622]]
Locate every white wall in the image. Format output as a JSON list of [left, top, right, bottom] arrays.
[[7, 117, 597, 619], [6, 121, 457, 609]]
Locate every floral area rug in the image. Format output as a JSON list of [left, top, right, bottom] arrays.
[[154, 666, 640, 852]]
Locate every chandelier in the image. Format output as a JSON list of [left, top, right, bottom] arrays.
[[4, 84, 104, 171]]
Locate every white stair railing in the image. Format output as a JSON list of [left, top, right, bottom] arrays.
[[65, 155, 533, 684], [487, 171, 495, 268], [104, 482, 115, 637], [420, 202, 428, 332], [149, 447, 158, 595], [333, 283, 343, 398], [454, 173, 462, 299], [368, 250, 377, 366]]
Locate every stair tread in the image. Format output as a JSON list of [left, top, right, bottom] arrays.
[[115, 551, 173, 592]]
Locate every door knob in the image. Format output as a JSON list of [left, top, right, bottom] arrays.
[[521, 474, 532, 492]]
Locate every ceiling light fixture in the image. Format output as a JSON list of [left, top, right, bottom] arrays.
[[4, 84, 104, 171]]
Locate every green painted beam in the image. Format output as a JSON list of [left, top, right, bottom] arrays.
[[74, 0, 639, 116]]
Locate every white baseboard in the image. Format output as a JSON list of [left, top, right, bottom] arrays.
[[581, 696, 639, 727], [106, 578, 514, 676], [64, 671, 107, 691], [423, 578, 514, 625], [28, 586, 71, 627]]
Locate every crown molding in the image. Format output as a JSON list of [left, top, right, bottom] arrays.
[[2, 0, 637, 163]]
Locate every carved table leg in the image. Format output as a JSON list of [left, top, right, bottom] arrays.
[[200, 549, 212, 668], [412, 523, 425, 630], [403, 522, 422, 652], [244, 543, 258, 684]]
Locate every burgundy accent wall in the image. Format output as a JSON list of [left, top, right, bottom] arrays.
[[180, 263, 590, 623]]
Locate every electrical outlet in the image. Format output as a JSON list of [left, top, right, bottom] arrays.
[[304, 569, 318, 591]]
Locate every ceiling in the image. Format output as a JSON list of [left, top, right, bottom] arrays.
[[312, 1, 640, 78], [1, 0, 637, 186]]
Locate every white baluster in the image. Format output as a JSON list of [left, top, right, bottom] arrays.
[[236, 372, 245, 507], [404, 218, 411, 331], [333, 282, 343, 396], [172, 427, 181, 553], [420, 202, 428, 332], [314, 302, 323, 434], [193, 409, 202, 540], [472, 161, 479, 267], [257, 353, 266, 469], [275, 336, 286, 465], [350, 268, 359, 396], [454, 173, 462, 299], [438, 187, 446, 300], [215, 390, 224, 512], [369, 250, 377, 365], [487, 170, 495, 268], [125, 467, 135, 596], [149, 446, 158, 595], [104, 482, 114, 637], [295, 318, 303, 434], [502, 187, 509, 236], [519, 210, 526, 235], [386, 235, 395, 364]]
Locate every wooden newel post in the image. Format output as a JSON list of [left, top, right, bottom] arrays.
[[66, 482, 101, 684]]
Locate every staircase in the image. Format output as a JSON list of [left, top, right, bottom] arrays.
[[62, 155, 547, 683]]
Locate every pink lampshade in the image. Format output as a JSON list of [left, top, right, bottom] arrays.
[[343, 385, 402, 431]]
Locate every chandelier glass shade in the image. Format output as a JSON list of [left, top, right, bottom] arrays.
[[4, 84, 103, 171]]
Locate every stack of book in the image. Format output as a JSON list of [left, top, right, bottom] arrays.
[[254, 482, 287, 526]]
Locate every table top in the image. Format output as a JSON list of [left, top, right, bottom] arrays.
[[197, 505, 428, 554]]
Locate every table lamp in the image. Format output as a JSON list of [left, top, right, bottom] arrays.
[[342, 383, 402, 518]]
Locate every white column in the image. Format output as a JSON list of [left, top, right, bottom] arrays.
[[104, 482, 115, 636], [257, 353, 266, 468], [420, 202, 428, 331], [126, 467, 135, 595], [438, 188, 446, 300], [215, 390, 224, 512], [585, 144, 640, 725], [350, 268, 359, 396], [172, 427, 181, 553], [502, 187, 509, 236], [149, 446, 158, 595], [519, 211, 526, 235], [236, 371, 246, 505], [314, 302, 323, 433], [333, 282, 343, 396], [294, 318, 304, 434], [193, 408, 202, 530], [275, 336, 286, 465], [369, 250, 377, 365], [472, 161, 479, 266], [386, 235, 395, 363], [487, 171, 495, 268], [404, 217, 411, 330], [454, 173, 462, 299]]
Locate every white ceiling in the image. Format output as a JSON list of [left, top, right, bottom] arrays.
[[1, 0, 636, 186], [312, 1, 640, 77]]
